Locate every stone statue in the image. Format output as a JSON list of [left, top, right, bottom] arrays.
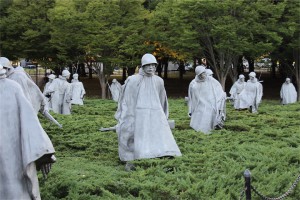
[[43, 74, 56, 110], [229, 74, 246, 110], [0, 57, 46, 114], [280, 78, 297, 105], [205, 68, 214, 76], [46, 69, 72, 115], [0, 64, 56, 200], [70, 73, 86, 105], [109, 79, 122, 102], [1, 57, 62, 127], [115, 53, 181, 169], [188, 65, 226, 133], [239, 72, 263, 113]]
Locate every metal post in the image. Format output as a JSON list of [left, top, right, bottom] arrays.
[[244, 169, 251, 200]]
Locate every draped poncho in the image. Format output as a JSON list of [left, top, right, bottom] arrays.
[[0, 77, 55, 200], [116, 70, 181, 161], [280, 82, 297, 105], [70, 80, 86, 105], [188, 76, 226, 133]]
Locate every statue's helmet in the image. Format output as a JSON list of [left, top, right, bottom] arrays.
[[62, 69, 71, 77], [249, 72, 256, 77], [73, 73, 79, 78], [48, 74, 56, 80], [195, 65, 206, 75], [112, 79, 117, 83], [205, 69, 213, 76], [141, 53, 158, 67], [0, 57, 13, 68], [239, 74, 245, 79]]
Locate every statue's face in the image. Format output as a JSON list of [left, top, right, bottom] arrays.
[[199, 72, 207, 80], [73, 76, 78, 80], [286, 79, 290, 84], [239, 77, 245, 82], [143, 64, 156, 76], [250, 76, 255, 81]]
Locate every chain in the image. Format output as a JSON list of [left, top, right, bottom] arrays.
[[239, 187, 246, 200], [251, 174, 300, 200]]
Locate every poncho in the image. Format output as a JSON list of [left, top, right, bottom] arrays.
[[116, 71, 181, 161], [239, 78, 263, 112], [109, 81, 122, 102], [280, 82, 297, 104], [229, 79, 246, 109], [188, 76, 226, 133], [0, 77, 55, 200], [70, 80, 86, 105], [47, 76, 72, 114], [7, 68, 45, 114]]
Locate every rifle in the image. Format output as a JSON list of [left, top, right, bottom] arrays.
[[43, 110, 63, 128]]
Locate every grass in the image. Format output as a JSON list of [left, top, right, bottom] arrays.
[[39, 99, 300, 200]]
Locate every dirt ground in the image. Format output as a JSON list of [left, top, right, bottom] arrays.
[[35, 69, 283, 100]]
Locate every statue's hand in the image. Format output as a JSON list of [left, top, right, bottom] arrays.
[[36, 155, 56, 179]]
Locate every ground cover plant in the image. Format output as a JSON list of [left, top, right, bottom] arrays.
[[39, 99, 300, 200]]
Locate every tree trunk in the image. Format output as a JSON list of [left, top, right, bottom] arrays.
[[78, 63, 87, 77], [100, 78, 106, 99], [247, 57, 255, 72], [88, 67, 93, 79], [178, 61, 185, 80], [127, 67, 136, 76], [220, 75, 226, 91], [157, 60, 162, 77], [163, 58, 168, 80], [293, 49, 300, 101], [94, 62, 107, 99], [122, 67, 127, 82], [271, 61, 276, 79]]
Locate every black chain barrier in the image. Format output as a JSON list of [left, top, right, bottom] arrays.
[[240, 169, 300, 200]]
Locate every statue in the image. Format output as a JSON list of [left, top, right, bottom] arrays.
[[0, 64, 56, 200], [46, 69, 72, 115], [188, 65, 226, 133], [0, 57, 46, 114], [70, 73, 86, 105], [43, 74, 56, 110], [239, 72, 263, 113], [205, 68, 214, 77], [0, 57, 62, 127], [229, 74, 246, 110], [115, 53, 181, 170], [109, 79, 122, 102], [280, 78, 297, 105]]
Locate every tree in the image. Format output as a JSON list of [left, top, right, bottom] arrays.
[[270, 0, 300, 101], [150, 0, 285, 89], [0, 0, 55, 62]]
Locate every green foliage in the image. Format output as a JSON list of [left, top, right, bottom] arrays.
[[39, 98, 300, 199]]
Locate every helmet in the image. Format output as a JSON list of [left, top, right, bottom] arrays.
[[0, 57, 13, 68], [141, 53, 158, 67], [205, 69, 213, 76], [249, 72, 256, 77], [0, 63, 6, 75], [195, 65, 206, 75], [112, 79, 117, 83], [62, 69, 70, 77], [73, 73, 78, 78], [239, 74, 245, 79], [48, 74, 56, 80]]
